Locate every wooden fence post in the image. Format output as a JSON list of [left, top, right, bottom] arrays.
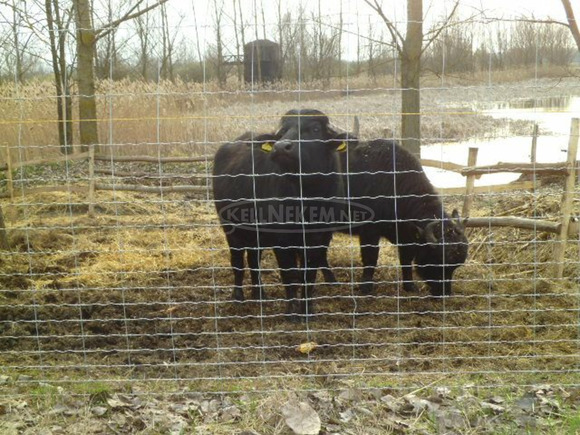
[[5, 145, 14, 200], [88, 144, 95, 217], [530, 123, 538, 191], [530, 123, 538, 165], [554, 118, 579, 279], [0, 204, 8, 250], [462, 147, 479, 217]]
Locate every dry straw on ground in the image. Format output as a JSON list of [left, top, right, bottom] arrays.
[[0, 183, 578, 391], [1, 70, 579, 395]]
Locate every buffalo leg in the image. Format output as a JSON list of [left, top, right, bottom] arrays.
[[247, 248, 265, 300], [319, 247, 337, 284], [299, 247, 325, 317], [230, 247, 245, 301], [274, 248, 301, 319], [358, 231, 380, 295], [398, 244, 418, 292]]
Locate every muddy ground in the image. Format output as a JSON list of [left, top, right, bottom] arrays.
[[1, 185, 578, 387], [1, 76, 580, 432]]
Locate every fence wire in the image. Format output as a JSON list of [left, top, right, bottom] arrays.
[[0, 3, 580, 402]]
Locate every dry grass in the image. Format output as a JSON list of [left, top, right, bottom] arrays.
[[1, 69, 579, 395], [0, 184, 578, 393], [0, 65, 575, 166]]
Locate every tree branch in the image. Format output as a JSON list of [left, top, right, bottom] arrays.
[[363, 0, 404, 54], [95, 0, 169, 42], [421, 0, 460, 54], [562, 0, 580, 51]]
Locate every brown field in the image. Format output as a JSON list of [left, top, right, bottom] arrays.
[[1, 70, 579, 412], [0, 64, 573, 163], [0, 183, 578, 395]]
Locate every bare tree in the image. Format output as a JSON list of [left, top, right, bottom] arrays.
[[159, 3, 182, 82], [3, 0, 74, 153], [45, 0, 74, 154], [73, 0, 169, 151], [236, 0, 246, 52], [232, 0, 243, 82], [191, 1, 204, 80], [562, 0, 580, 56], [364, 0, 459, 155], [94, 0, 132, 80], [0, 0, 40, 82], [134, 11, 154, 81], [212, 0, 226, 87]]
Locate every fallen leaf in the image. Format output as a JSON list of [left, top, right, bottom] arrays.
[[296, 342, 318, 354], [380, 394, 401, 413], [164, 306, 179, 314], [481, 401, 505, 414], [339, 408, 356, 423], [220, 405, 241, 422], [91, 406, 108, 417], [281, 401, 321, 435], [488, 396, 505, 404], [337, 389, 361, 403], [436, 408, 466, 432], [515, 396, 536, 413]]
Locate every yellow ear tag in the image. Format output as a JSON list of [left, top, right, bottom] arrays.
[[337, 141, 347, 152], [261, 142, 273, 152]]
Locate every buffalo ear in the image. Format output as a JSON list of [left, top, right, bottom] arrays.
[[332, 132, 358, 153], [451, 208, 468, 228], [413, 224, 436, 243]]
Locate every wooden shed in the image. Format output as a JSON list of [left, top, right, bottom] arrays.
[[244, 39, 282, 83]]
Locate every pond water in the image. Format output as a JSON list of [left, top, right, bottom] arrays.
[[423, 96, 580, 188]]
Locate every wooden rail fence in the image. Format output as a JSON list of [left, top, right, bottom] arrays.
[[1, 120, 579, 277]]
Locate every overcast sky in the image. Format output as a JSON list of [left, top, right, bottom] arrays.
[[176, 0, 571, 28], [162, 0, 574, 61]]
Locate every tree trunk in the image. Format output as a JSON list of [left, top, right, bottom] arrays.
[[401, 0, 422, 156], [562, 0, 580, 50], [74, 0, 99, 152], [46, 0, 73, 155]]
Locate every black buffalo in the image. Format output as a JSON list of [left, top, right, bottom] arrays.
[[336, 137, 468, 296], [212, 109, 348, 318]]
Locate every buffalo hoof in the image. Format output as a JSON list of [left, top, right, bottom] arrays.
[[321, 269, 338, 285], [403, 281, 419, 293], [359, 282, 375, 295], [232, 288, 245, 302], [285, 301, 316, 323], [427, 283, 452, 297], [250, 289, 268, 301]]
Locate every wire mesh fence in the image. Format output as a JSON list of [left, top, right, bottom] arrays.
[[0, 2, 579, 412]]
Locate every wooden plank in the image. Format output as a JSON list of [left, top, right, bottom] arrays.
[[420, 159, 464, 173], [555, 118, 579, 278], [461, 161, 569, 177], [439, 181, 535, 195], [465, 216, 559, 233], [94, 168, 210, 180], [0, 185, 88, 199], [94, 183, 210, 194], [10, 151, 91, 170], [94, 154, 213, 164], [462, 147, 479, 217]]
